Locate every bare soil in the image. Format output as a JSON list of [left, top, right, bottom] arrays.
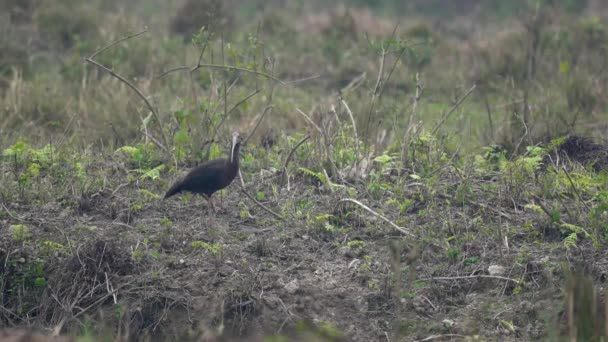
[[1, 150, 603, 341]]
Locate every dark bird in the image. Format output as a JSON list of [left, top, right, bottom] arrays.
[[164, 131, 242, 212]]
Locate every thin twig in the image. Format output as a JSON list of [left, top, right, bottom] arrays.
[[414, 334, 465, 342], [431, 84, 477, 136], [282, 135, 310, 173], [421, 275, 520, 284], [296, 108, 322, 133], [85, 30, 170, 153], [192, 63, 285, 84], [561, 166, 592, 212], [238, 169, 285, 220], [340, 97, 360, 161], [214, 87, 262, 137], [403, 72, 423, 166], [89, 29, 148, 60], [335, 198, 412, 236], [155, 66, 190, 79], [280, 135, 310, 189], [244, 105, 273, 145]]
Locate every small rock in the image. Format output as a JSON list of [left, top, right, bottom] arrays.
[[442, 319, 455, 329], [339, 246, 354, 258], [412, 295, 435, 316], [284, 279, 299, 294], [488, 265, 506, 276], [348, 259, 361, 269], [355, 296, 368, 313], [520, 300, 534, 314]]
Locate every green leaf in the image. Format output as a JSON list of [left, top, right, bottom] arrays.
[[34, 277, 46, 289], [114, 146, 138, 156], [559, 61, 570, 74], [174, 129, 189, 145], [209, 143, 222, 160], [256, 191, 266, 201], [28, 163, 41, 177], [11, 224, 30, 242], [374, 153, 395, 164], [563, 232, 578, 250]]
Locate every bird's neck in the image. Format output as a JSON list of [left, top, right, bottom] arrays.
[[230, 143, 241, 167]]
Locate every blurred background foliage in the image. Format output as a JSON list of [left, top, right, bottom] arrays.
[[0, 0, 607, 153]]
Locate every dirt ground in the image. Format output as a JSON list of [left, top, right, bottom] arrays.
[[1, 142, 603, 342]]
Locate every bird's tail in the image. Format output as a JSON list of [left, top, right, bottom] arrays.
[[164, 179, 183, 199]]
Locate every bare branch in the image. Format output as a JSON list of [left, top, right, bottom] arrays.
[[280, 135, 310, 189], [340, 97, 360, 161], [414, 334, 465, 342], [238, 169, 285, 220], [421, 275, 520, 284], [155, 66, 190, 79], [335, 198, 412, 236], [431, 84, 477, 136], [244, 105, 273, 145], [85, 29, 170, 154], [192, 63, 286, 85], [296, 108, 322, 133], [89, 29, 148, 60]]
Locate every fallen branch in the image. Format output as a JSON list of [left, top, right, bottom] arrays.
[[335, 198, 412, 236], [421, 275, 520, 284], [238, 169, 285, 221], [280, 135, 310, 189], [414, 334, 465, 342]]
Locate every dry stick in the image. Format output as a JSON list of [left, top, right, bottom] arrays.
[[237, 169, 285, 221], [484, 93, 495, 140], [85, 30, 169, 153], [340, 97, 360, 161], [511, 110, 530, 158], [244, 105, 273, 145], [403, 72, 423, 166], [243, 62, 276, 145], [414, 334, 465, 342], [192, 63, 285, 85], [213, 87, 262, 138], [335, 198, 412, 236], [296, 108, 322, 133], [89, 29, 148, 59], [421, 275, 520, 284], [561, 165, 592, 212], [363, 24, 398, 138], [280, 135, 310, 189], [431, 84, 477, 136]]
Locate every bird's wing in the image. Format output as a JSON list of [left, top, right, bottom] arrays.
[[182, 159, 228, 189]]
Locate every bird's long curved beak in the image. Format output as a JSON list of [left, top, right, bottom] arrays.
[[230, 134, 239, 164]]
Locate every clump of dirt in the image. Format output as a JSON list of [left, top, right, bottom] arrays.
[[37, 240, 139, 328], [556, 135, 608, 171]]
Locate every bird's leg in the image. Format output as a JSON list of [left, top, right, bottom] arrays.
[[207, 195, 217, 214]]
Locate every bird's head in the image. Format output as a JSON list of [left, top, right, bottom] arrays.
[[231, 131, 242, 146], [230, 131, 242, 164]]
